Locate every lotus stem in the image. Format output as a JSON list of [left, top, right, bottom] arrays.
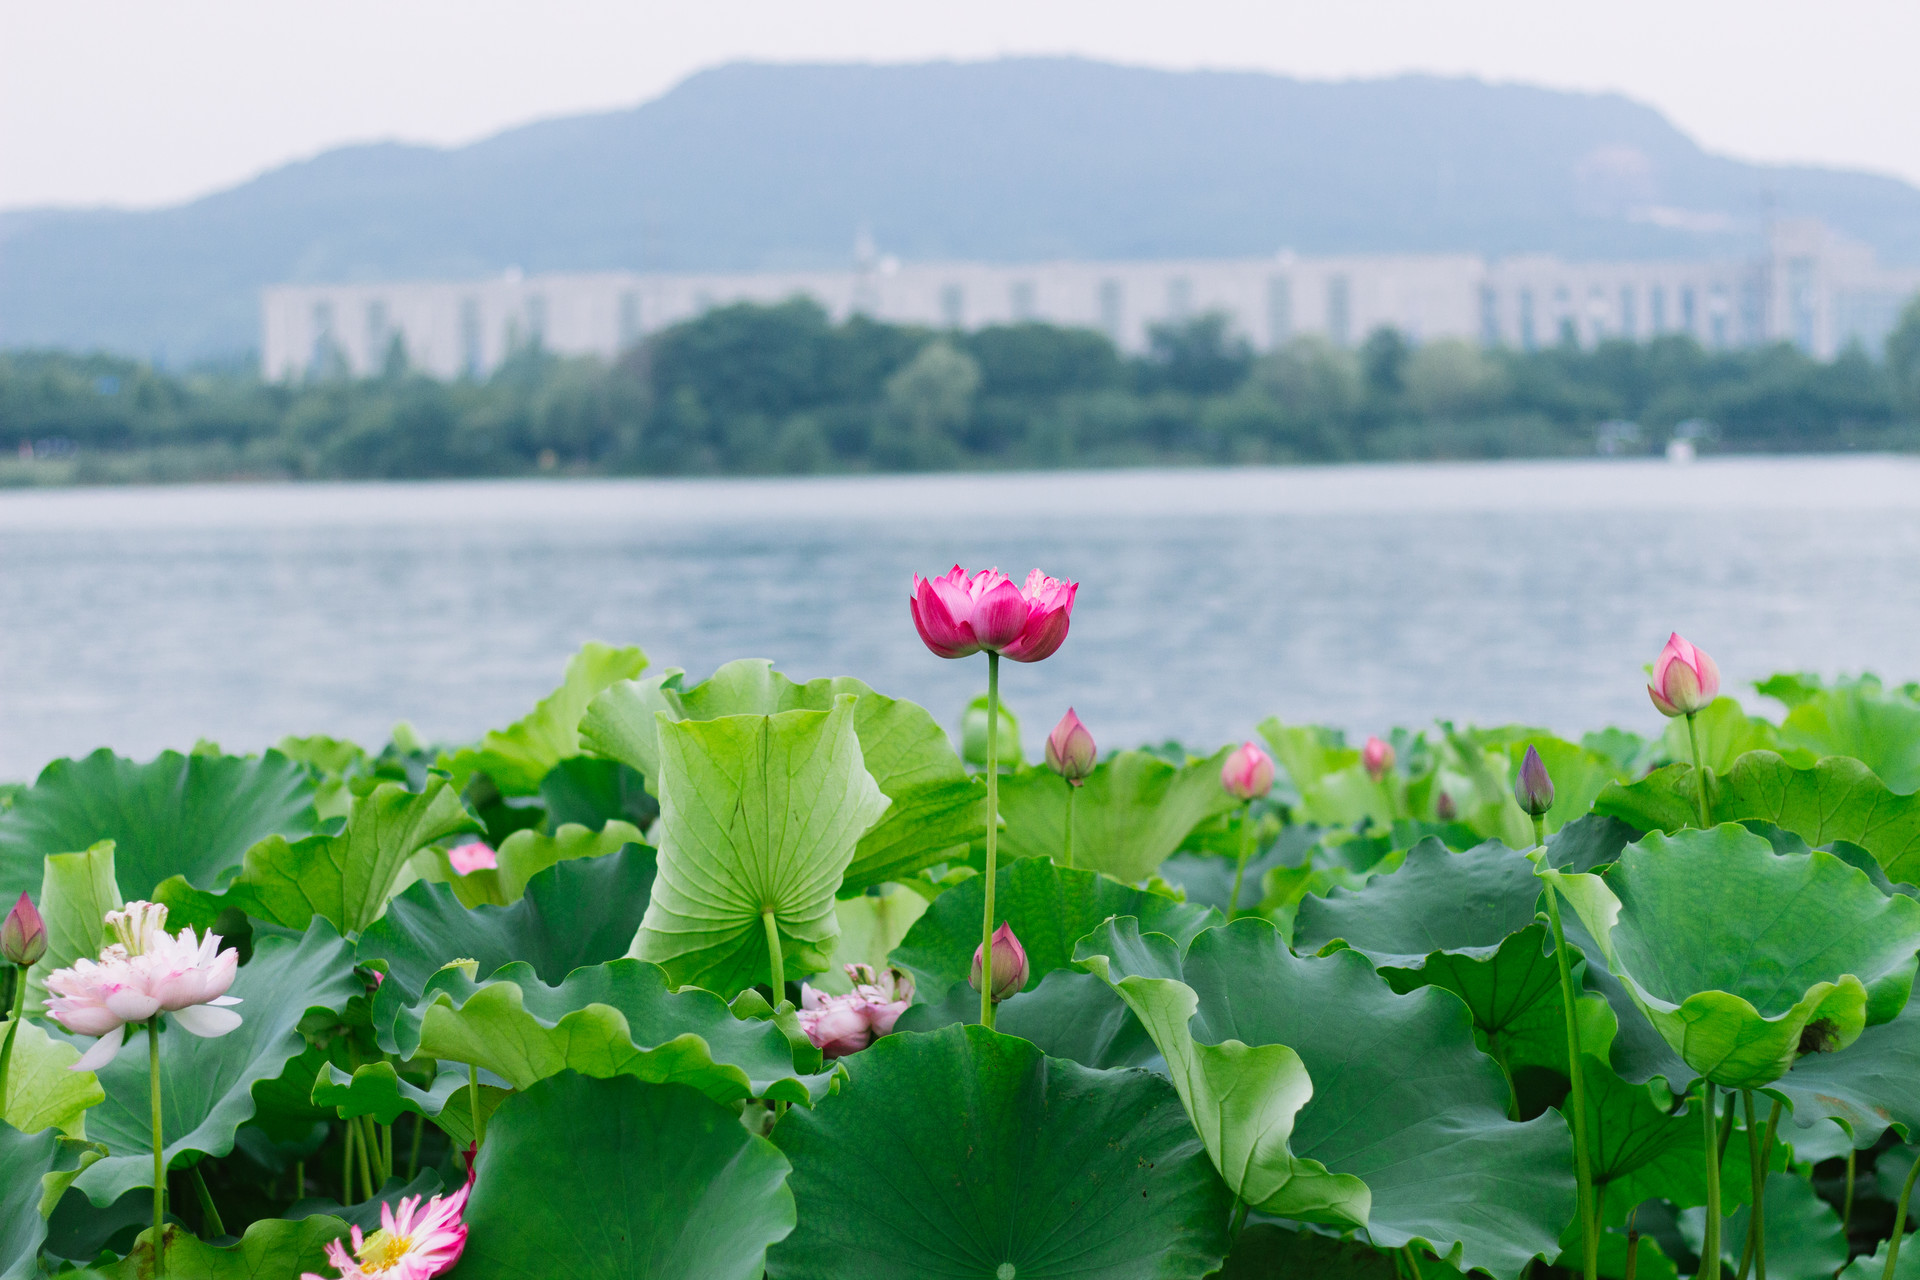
[[467, 1064, 483, 1159], [342, 1118, 355, 1204], [188, 1163, 224, 1238], [1842, 1148, 1855, 1237], [354, 1115, 376, 1202], [406, 1112, 423, 1183], [1063, 783, 1075, 871], [1701, 1081, 1723, 1280], [1228, 1196, 1248, 1239], [381, 1121, 392, 1183], [1403, 1244, 1422, 1278], [292, 1160, 304, 1206], [0, 961, 28, 1106], [1625, 1206, 1640, 1280], [1542, 826, 1597, 1280], [149, 1017, 166, 1277], [1735, 1090, 1765, 1280], [1685, 711, 1711, 829], [761, 908, 786, 1004], [1227, 806, 1256, 916], [980, 650, 1001, 1030], [1884, 1152, 1920, 1280]]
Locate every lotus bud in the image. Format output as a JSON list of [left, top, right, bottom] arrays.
[[1220, 742, 1274, 802], [3, 892, 47, 967], [1044, 708, 1097, 785], [1514, 746, 1555, 817], [1435, 790, 1458, 822], [1647, 632, 1720, 717], [1362, 735, 1394, 782], [970, 923, 1028, 1003]]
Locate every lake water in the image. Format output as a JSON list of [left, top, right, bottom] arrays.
[[1, 455, 1917, 782]]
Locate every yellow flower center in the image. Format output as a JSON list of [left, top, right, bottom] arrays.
[[356, 1229, 413, 1272]]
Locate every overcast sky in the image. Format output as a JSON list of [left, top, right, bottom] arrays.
[[3, 0, 1914, 211]]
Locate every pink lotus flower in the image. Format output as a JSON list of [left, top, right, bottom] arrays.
[[447, 842, 498, 875], [797, 964, 915, 1058], [302, 1174, 472, 1280], [1044, 708, 1098, 784], [1648, 632, 1721, 717], [971, 923, 1028, 1003], [44, 901, 242, 1072], [910, 566, 1078, 663], [2, 892, 46, 966], [1220, 742, 1275, 802], [1362, 735, 1395, 782]]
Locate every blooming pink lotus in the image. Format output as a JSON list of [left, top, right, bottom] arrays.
[[1220, 742, 1275, 802], [797, 964, 915, 1059], [1044, 708, 1097, 784], [910, 566, 1078, 663], [1648, 632, 1721, 717], [44, 901, 242, 1072], [1362, 736, 1395, 782], [303, 1175, 472, 1280], [446, 842, 498, 875]]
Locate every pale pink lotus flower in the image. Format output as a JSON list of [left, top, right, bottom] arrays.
[[1362, 735, 1395, 782], [1044, 708, 1098, 784], [910, 566, 1078, 663], [44, 901, 242, 1072], [302, 1176, 472, 1280], [796, 963, 916, 1058], [1220, 742, 1275, 802], [1648, 632, 1721, 717], [446, 842, 498, 875], [970, 923, 1029, 1003]]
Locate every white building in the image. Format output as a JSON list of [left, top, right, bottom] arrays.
[[261, 220, 1920, 382]]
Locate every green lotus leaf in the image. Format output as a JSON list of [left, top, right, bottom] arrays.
[[1543, 814, 1637, 873], [1217, 1224, 1464, 1279], [994, 748, 1240, 882], [88, 1214, 353, 1280], [24, 840, 120, 1023], [1654, 697, 1797, 774], [1769, 989, 1920, 1148], [630, 698, 891, 996], [0, 749, 316, 903], [1840, 1234, 1920, 1280], [1777, 684, 1920, 794], [68, 922, 360, 1207], [1256, 719, 1383, 827], [439, 642, 649, 796], [1, 1019, 103, 1138], [157, 778, 481, 934], [1545, 824, 1920, 1089], [767, 1023, 1232, 1280], [460, 1072, 793, 1280], [310, 1060, 466, 1125], [1680, 1171, 1846, 1280], [275, 733, 369, 822], [960, 692, 1024, 766], [412, 958, 828, 1105], [2, 1121, 66, 1280], [536, 755, 657, 831], [582, 659, 984, 891], [1294, 838, 1540, 967], [1580, 1054, 1706, 1225], [418, 819, 646, 908], [1079, 917, 1574, 1279], [894, 970, 1160, 1070], [890, 855, 1219, 997]]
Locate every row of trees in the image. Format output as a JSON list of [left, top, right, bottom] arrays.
[[5, 295, 1920, 481]]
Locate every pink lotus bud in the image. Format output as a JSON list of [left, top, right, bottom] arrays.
[[447, 842, 498, 875], [910, 566, 1079, 663], [1647, 632, 1720, 717], [970, 922, 1028, 1003], [2, 892, 47, 967], [1220, 742, 1274, 801], [1044, 708, 1098, 784], [1514, 745, 1555, 817], [1362, 736, 1395, 782], [1435, 790, 1458, 822]]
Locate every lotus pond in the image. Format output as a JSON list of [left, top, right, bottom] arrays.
[[4, 579, 1920, 1280]]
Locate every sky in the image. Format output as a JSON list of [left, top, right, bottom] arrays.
[[3, 0, 1916, 211]]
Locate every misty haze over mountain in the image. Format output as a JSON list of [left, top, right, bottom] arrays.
[[6, 57, 1920, 364]]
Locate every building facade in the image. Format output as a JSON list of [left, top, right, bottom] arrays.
[[261, 219, 1920, 382]]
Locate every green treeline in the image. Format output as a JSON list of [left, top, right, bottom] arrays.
[[5, 294, 1920, 483]]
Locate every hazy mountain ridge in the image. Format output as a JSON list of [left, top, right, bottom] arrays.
[[6, 57, 1920, 363]]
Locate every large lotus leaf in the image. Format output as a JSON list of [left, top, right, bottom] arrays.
[[1778, 685, 1920, 794], [537, 754, 659, 831], [2, 1020, 103, 1138], [890, 855, 1219, 997], [1293, 838, 1540, 966], [460, 1072, 792, 1280], [767, 1023, 1232, 1280], [157, 779, 481, 935], [631, 698, 891, 996], [1769, 989, 1920, 1148], [1841, 1236, 1920, 1280], [311, 1060, 466, 1125], [420, 819, 646, 908], [2, 1121, 62, 1280], [0, 749, 316, 903], [24, 841, 120, 1021], [1679, 1171, 1847, 1280], [412, 958, 827, 1105], [995, 748, 1240, 882], [582, 659, 985, 891], [807, 887, 928, 995], [1079, 917, 1574, 1280], [86, 1215, 353, 1279], [1544, 814, 1637, 874], [1216, 1224, 1458, 1280], [1655, 697, 1797, 774], [1256, 719, 1385, 827], [1596, 752, 1920, 884], [68, 922, 359, 1206], [1547, 824, 1920, 1089], [439, 642, 649, 796], [895, 969, 1160, 1070], [1580, 1055, 1706, 1226]]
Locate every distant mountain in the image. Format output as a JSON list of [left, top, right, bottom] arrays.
[[7, 57, 1920, 364]]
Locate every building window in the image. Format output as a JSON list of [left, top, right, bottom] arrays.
[[1650, 286, 1667, 333], [1326, 275, 1351, 346], [1478, 285, 1499, 346], [460, 298, 483, 377], [1618, 286, 1637, 339], [1167, 277, 1193, 321], [1268, 276, 1294, 346], [527, 294, 548, 344], [618, 291, 641, 349], [1098, 279, 1123, 340], [941, 283, 965, 328], [1519, 288, 1536, 350], [1010, 280, 1036, 321], [365, 300, 389, 368]]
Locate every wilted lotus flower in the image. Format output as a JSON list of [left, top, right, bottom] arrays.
[[1514, 745, 1555, 817], [447, 842, 498, 875], [1044, 708, 1097, 785], [44, 901, 242, 1071], [910, 566, 1078, 663], [1362, 736, 1395, 782], [2, 892, 47, 966], [1220, 742, 1274, 802], [796, 963, 916, 1058], [1648, 632, 1720, 717], [303, 1174, 472, 1280], [970, 923, 1028, 1003]]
